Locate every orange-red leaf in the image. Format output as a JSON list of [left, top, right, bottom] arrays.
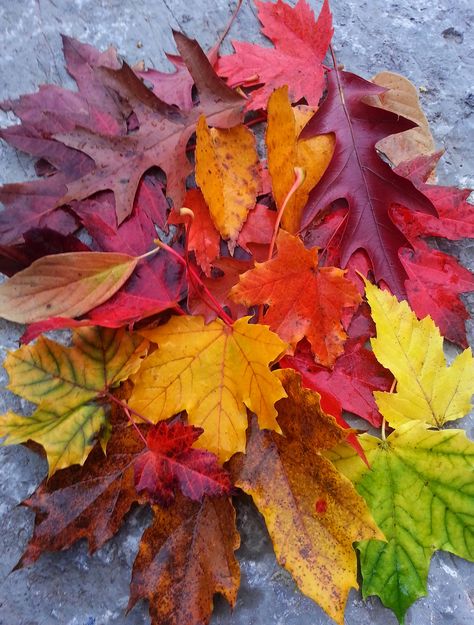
[[231, 230, 361, 366], [128, 496, 240, 625]]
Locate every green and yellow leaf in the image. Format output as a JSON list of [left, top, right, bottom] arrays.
[[0, 327, 148, 474]]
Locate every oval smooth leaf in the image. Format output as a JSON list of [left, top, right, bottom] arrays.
[[0, 251, 138, 323]]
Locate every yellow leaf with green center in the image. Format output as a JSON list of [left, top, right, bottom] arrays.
[[195, 116, 260, 243], [266, 85, 334, 234], [0, 251, 138, 323], [0, 327, 148, 474], [129, 315, 288, 462], [365, 280, 474, 428], [327, 421, 474, 624]]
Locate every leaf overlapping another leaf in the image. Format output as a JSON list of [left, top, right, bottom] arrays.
[[0, 327, 148, 473]]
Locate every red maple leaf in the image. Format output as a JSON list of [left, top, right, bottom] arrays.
[[300, 69, 436, 297], [134, 422, 231, 505], [217, 0, 333, 110]]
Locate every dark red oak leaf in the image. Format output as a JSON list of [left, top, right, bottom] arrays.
[[217, 0, 333, 110], [134, 422, 231, 506], [300, 69, 436, 297]]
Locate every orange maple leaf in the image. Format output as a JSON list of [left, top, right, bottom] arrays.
[[231, 230, 361, 366]]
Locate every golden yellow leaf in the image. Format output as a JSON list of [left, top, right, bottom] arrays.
[[129, 315, 288, 462], [367, 71, 436, 168], [0, 327, 148, 474], [231, 370, 382, 625], [0, 252, 138, 323], [266, 86, 334, 233], [365, 280, 474, 428], [195, 116, 260, 243]]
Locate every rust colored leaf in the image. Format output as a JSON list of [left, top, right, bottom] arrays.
[[128, 496, 240, 625], [16, 412, 145, 568], [231, 230, 361, 366], [0, 251, 137, 323]]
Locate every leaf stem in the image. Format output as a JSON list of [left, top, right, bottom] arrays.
[[136, 246, 161, 261], [268, 166, 306, 261], [106, 393, 148, 445], [155, 239, 234, 326]]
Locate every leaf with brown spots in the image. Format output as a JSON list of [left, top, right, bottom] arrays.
[[195, 117, 260, 244], [128, 496, 240, 625], [16, 410, 146, 568], [230, 370, 383, 625]]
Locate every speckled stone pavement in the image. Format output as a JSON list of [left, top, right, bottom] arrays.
[[0, 1, 473, 624]]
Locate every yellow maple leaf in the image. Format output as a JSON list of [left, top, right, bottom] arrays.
[[129, 315, 288, 462], [365, 280, 474, 428], [231, 370, 383, 625], [266, 85, 334, 234], [195, 116, 260, 243]]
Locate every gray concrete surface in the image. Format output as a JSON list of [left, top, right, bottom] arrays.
[[0, 1, 473, 624]]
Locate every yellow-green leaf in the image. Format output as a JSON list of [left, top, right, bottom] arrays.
[[0, 251, 138, 323], [328, 421, 474, 623], [365, 280, 474, 428], [129, 315, 288, 462], [0, 327, 148, 474], [266, 86, 334, 233], [195, 116, 260, 243]]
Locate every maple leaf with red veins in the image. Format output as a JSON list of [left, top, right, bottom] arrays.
[[217, 0, 333, 110], [300, 69, 436, 297], [134, 422, 232, 506], [400, 243, 474, 348], [231, 230, 361, 367]]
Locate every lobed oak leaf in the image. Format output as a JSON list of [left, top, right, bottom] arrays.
[[329, 422, 474, 623], [0, 327, 148, 474], [195, 117, 260, 244], [128, 496, 240, 625], [300, 68, 436, 297], [230, 230, 361, 366], [266, 86, 334, 233], [0, 251, 138, 324], [230, 371, 382, 625], [134, 421, 231, 505], [129, 315, 288, 462], [365, 280, 474, 429], [16, 410, 146, 568], [217, 0, 333, 110]]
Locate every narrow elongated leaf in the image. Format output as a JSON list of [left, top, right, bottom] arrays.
[[0, 251, 137, 323]]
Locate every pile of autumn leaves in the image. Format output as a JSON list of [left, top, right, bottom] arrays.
[[0, 1, 473, 624]]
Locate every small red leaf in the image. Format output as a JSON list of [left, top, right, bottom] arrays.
[[134, 422, 232, 506]]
